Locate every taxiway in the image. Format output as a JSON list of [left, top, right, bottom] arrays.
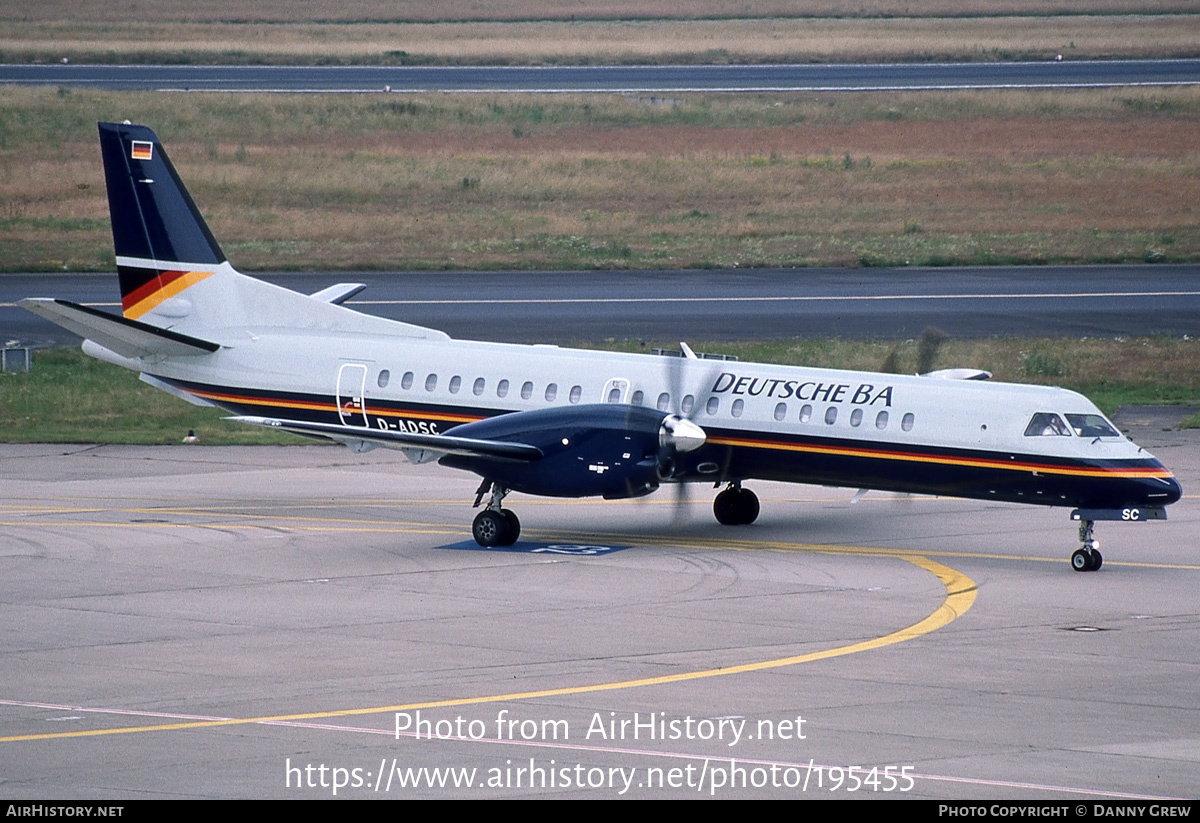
[[0, 413, 1196, 798]]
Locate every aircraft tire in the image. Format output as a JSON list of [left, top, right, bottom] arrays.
[[737, 488, 760, 525], [473, 510, 510, 547], [1071, 549, 1093, 572], [1090, 549, 1102, 571], [500, 509, 521, 546], [714, 487, 760, 526], [714, 488, 740, 525]]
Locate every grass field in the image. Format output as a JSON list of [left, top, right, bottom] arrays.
[[8, 0, 1196, 23], [2, 338, 1196, 444], [5, 16, 1198, 66], [2, 0, 1197, 65], [2, 86, 1197, 272], [2, 4, 1193, 436]]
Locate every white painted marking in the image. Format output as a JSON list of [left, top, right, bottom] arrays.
[[6, 291, 1200, 310], [350, 290, 1200, 307]]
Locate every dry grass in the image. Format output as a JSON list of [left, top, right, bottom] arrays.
[[4, 0, 1195, 24], [2, 87, 1198, 271], [2, 3, 1197, 65]]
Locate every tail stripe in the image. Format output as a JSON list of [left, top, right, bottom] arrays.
[[119, 266, 214, 319]]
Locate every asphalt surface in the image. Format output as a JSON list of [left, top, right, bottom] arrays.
[[3, 60, 1199, 93], [4, 265, 1199, 346], [0, 412, 1196, 799]]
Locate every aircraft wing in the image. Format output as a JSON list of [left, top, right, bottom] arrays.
[[20, 298, 219, 358], [228, 415, 544, 461]]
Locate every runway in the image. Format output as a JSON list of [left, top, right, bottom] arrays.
[[5, 265, 1200, 346], [4, 60, 1200, 93], [1, 412, 1196, 798]]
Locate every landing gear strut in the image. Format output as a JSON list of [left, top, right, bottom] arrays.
[[471, 480, 520, 547], [713, 483, 759, 526], [1070, 519, 1102, 572]]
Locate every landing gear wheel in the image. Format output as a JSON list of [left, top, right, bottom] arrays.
[[713, 489, 739, 525], [714, 486, 760, 526], [735, 488, 760, 525], [500, 509, 521, 546], [472, 510, 510, 548], [1071, 519, 1102, 571]]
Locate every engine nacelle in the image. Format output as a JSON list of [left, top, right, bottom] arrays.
[[439, 404, 701, 498]]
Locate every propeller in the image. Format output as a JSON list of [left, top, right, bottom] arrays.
[[656, 341, 718, 524], [880, 326, 949, 375], [916, 326, 949, 375], [861, 326, 953, 503]]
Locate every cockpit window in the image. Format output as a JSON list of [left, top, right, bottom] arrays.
[[1024, 412, 1071, 437], [1065, 413, 1120, 438]]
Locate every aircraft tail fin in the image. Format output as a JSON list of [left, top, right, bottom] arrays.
[[26, 122, 449, 344], [99, 122, 231, 321]]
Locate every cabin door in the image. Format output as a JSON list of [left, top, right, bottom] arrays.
[[336, 363, 369, 427], [602, 377, 630, 404]]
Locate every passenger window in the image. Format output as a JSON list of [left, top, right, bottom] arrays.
[[569, 385, 582, 404], [631, 390, 643, 405], [774, 402, 787, 421], [545, 383, 558, 402], [825, 407, 837, 425], [902, 412, 915, 432], [731, 399, 744, 418], [377, 370, 390, 388], [401, 371, 414, 390], [875, 410, 888, 430], [706, 396, 719, 415], [850, 408, 863, 427], [681, 395, 695, 415], [657, 393, 670, 412], [607, 387, 621, 403], [425, 373, 437, 391], [1024, 412, 1070, 437], [521, 381, 533, 400], [497, 379, 509, 398], [473, 377, 485, 396], [799, 404, 812, 423], [449, 375, 461, 394]]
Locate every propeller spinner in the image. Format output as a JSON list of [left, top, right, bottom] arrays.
[[659, 414, 706, 454]]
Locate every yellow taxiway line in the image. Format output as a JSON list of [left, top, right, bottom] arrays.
[[1, 551, 973, 744]]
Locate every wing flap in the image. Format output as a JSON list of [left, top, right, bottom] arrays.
[[229, 415, 543, 461], [20, 298, 219, 358]]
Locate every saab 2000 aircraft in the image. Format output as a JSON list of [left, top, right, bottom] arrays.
[[22, 123, 1182, 571]]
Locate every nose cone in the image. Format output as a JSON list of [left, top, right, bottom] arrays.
[[1158, 474, 1183, 506], [1130, 459, 1181, 507]]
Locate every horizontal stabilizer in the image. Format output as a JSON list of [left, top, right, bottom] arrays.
[[229, 416, 544, 461], [309, 283, 366, 304], [19, 298, 219, 359]]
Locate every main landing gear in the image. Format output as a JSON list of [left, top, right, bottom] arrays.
[[472, 480, 520, 547], [1070, 519, 1103, 572], [713, 483, 760, 526]]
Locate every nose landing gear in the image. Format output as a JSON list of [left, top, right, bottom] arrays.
[[1070, 519, 1102, 572]]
